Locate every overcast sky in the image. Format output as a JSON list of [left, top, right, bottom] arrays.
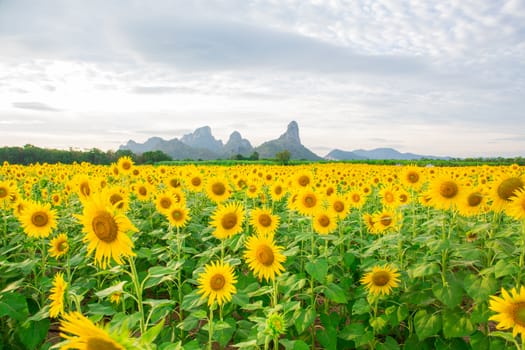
[[1, 0, 524, 158]]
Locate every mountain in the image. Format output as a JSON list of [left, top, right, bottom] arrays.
[[254, 121, 323, 161], [119, 121, 321, 160], [325, 147, 448, 160], [223, 131, 254, 157], [180, 126, 223, 154]]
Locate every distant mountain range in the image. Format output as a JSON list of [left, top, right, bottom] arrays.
[[120, 121, 448, 161]]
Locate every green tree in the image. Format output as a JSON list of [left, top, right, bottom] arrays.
[[275, 150, 291, 165]]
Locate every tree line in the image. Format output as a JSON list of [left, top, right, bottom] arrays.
[[0, 145, 171, 165]]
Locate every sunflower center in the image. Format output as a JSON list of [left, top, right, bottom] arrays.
[[352, 194, 361, 203], [212, 182, 226, 196], [274, 186, 282, 195], [513, 303, 525, 327], [121, 161, 131, 170], [384, 192, 395, 203], [31, 211, 49, 227], [303, 194, 317, 208], [439, 181, 458, 198], [59, 241, 69, 252], [467, 192, 483, 207], [380, 215, 392, 226], [160, 198, 172, 209], [371, 271, 391, 287], [333, 201, 344, 213], [191, 177, 201, 186], [171, 210, 183, 221], [258, 214, 272, 227], [298, 175, 310, 187], [0, 187, 7, 199], [497, 177, 524, 201], [86, 337, 122, 350], [399, 194, 408, 203], [221, 213, 238, 230], [210, 273, 226, 291], [92, 211, 118, 243], [407, 172, 419, 183], [138, 187, 147, 196], [256, 245, 275, 266], [318, 215, 330, 227], [248, 185, 257, 193], [110, 194, 123, 206], [80, 182, 90, 197], [170, 179, 181, 188]]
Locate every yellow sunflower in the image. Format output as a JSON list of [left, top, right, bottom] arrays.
[[360, 264, 401, 296], [76, 193, 137, 269], [197, 260, 237, 306], [244, 233, 286, 282], [490, 174, 525, 212], [348, 190, 367, 209], [205, 177, 231, 203], [329, 195, 350, 219], [379, 185, 398, 208], [133, 182, 152, 201], [49, 233, 70, 259], [457, 187, 489, 217], [295, 190, 320, 216], [270, 181, 286, 202], [117, 156, 134, 175], [427, 175, 462, 210], [49, 272, 67, 318], [155, 191, 177, 215], [19, 201, 58, 238], [59, 311, 128, 350], [362, 213, 376, 233], [0, 180, 17, 206], [312, 210, 338, 235], [507, 188, 525, 220], [249, 207, 280, 236], [209, 202, 245, 240], [400, 166, 425, 188], [371, 209, 402, 234], [165, 204, 191, 228], [186, 173, 204, 192], [489, 286, 525, 337], [103, 186, 129, 212]]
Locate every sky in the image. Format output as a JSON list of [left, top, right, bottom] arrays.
[[0, 0, 524, 158]]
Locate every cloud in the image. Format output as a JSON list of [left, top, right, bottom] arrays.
[[12, 102, 62, 112], [131, 86, 197, 95]]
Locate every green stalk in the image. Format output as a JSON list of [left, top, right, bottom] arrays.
[[128, 256, 145, 334], [208, 304, 214, 350]]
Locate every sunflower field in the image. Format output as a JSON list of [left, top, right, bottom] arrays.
[[1, 158, 525, 350]]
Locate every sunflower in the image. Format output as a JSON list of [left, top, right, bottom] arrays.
[[103, 186, 129, 212], [51, 192, 62, 206], [348, 190, 367, 209], [312, 210, 338, 235], [295, 190, 320, 216], [400, 166, 424, 188], [49, 272, 67, 318], [186, 173, 204, 192], [133, 182, 151, 201], [205, 177, 231, 203], [244, 234, 286, 282], [362, 213, 376, 233], [457, 187, 488, 217], [507, 188, 525, 220], [59, 311, 128, 350], [294, 171, 312, 189], [489, 286, 525, 337], [427, 175, 462, 210], [270, 182, 286, 202], [249, 207, 280, 236], [74, 175, 96, 202], [329, 195, 350, 219], [49, 233, 70, 259], [379, 185, 398, 208], [371, 209, 402, 234], [266, 312, 286, 337], [210, 202, 245, 240], [19, 201, 58, 238], [490, 174, 525, 212], [76, 193, 137, 269], [117, 156, 134, 175], [165, 204, 191, 228], [155, 191, 177, 215], [197, 260, 237, 306], [360, 264, 401, 296]]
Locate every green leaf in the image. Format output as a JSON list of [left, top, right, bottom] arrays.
[[141, 320, 165, 344], [317, 326, 337, 350], [464, 274, 497, 302], [0, 292, 29, 321], [294, 307, 316, 334], [293, 340, 310, 350], [324, 283, 347, 304], [351, 297, 370, 315], [408, 262, 440, 279], [87, 302, 116, 316], [376, 336, 400, 350], [305, 259, 328, 283], [414, 309, 441, 341], [432, 279, 463, 308], [215, 318, 236, 347], [441, 311, 474, 338], [494, 259, 518, 278], [469, 331, 490, 350], [339, 323, 365, 341], [95, 281, 127, 298], [17, 318, 50, 350]]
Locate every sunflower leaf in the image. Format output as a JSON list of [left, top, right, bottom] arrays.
[[305, 259, 328, 283]]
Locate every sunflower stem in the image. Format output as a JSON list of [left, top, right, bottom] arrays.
[[176, 225, 185, 340], [272, 277, 278, 308], [208, 304, 214, 350], [128, 256, 145, 335], [518, 220, 525, 286], [40, 237, 47, 306]]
